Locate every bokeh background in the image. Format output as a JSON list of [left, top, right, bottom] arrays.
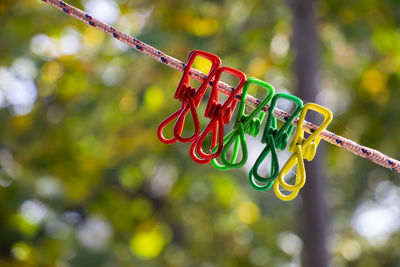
[[1, 0, 400, 266]]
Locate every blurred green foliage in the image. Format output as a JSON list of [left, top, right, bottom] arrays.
[[0, 0, 399, 266]]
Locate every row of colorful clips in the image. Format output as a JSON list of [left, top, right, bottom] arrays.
[[157, 50, 333, 201]]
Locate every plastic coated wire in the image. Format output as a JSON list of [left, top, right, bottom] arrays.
[[41, 0, 400, 173]]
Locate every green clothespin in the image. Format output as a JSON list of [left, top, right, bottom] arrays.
[[211, 78, 275, 170], [211, 130, 240, 170], [248, 93, 303, 191]]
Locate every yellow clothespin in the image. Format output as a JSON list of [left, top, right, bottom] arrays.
[[273, 103, 333, 201]]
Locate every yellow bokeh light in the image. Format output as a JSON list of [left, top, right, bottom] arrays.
[[248, 57, 268, 78], [187, 18, 219, 37], [340, 239, 362, 261], [11, 242, 31, 261], [361, 68, 387, 95], [41, 61, 64, 84], [144, 85, 164, 112], [235, 201, 260, 224], [83, 27, 105, 47], [130, 227, 166, 259], [9, 214, 39, 237]]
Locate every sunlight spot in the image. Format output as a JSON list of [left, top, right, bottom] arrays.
[[277, 232, 303, 255], [187, 18, 219, 37], [77, 216, 112, 251], [150, 164, 177, 197], [20, 200, 47, 225], [340, 239, 361, 261], [248, 57, 268, 78], [102, 64, 124, 86], [84, 0, 120, 25], [235, 201, 260, 224], [0, 67, 37, 115], [144, 85, 164, 112], [352, 200, 400, 246], [30, 34, 52, 55], [59, 27, 82, 55], [271, 34, 290, 58], [30, 34, 60, 58], [130, 226, 166, 259], [83, 27, 105, 47], [35, 176, 63, 199], [11, 242, 31, 261], [41, 61, 64, 84], [361, 68, 387, 96], [11, 58, 38, 80], [316, 88, 350, 115]]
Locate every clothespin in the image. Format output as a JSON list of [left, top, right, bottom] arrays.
[[189, 67, 246, 164], [273, 103, 333, 201], [248, 93, 303, 191], [157, 50, 221, 144], [211, 78, 275, 170]]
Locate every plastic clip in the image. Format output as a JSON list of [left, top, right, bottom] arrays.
[[248, 93, 303, 191], [157, 50, 221, 144], [211, 78, 275, 170], [189, 67, 246, 164], [273, 103, 333, 201]]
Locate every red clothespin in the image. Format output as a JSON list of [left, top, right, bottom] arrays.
[[157, 50, 221, 144], [189, 67, 246, 164]]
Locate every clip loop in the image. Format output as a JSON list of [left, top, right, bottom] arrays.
[[273, 103, 333, 201], [248, 93, 303, 191], [211, 78, 275, 170], [189, 67, 246, 164], [157, 50, 221, 144]]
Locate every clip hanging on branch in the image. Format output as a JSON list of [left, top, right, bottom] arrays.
[[41, 0, 400, 173]]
